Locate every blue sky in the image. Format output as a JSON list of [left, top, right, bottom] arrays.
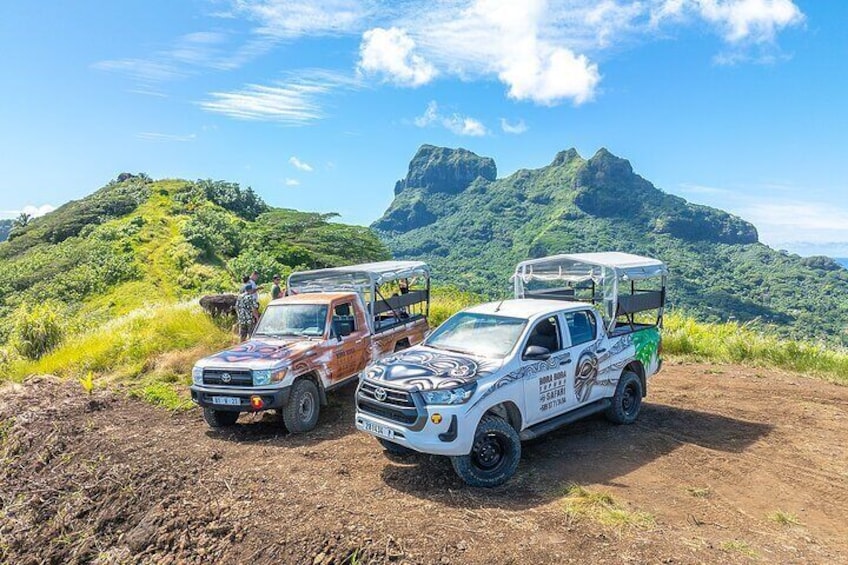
[[1, 1, 846, 255]]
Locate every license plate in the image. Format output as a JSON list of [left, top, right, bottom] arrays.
[[211, 396, 241, 406], [361, 419, 394, 439]]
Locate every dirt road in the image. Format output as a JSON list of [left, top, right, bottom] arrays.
[[2, 362, 847, 564]]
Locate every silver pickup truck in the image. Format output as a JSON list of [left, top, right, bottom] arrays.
[[355, 252, 666, 487]]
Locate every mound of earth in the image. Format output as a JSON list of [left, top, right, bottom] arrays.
[[1, 364, 847, 564]]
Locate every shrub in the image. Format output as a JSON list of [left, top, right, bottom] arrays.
[[10, 301, 65, 360]]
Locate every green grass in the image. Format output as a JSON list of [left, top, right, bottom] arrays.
[[129, 380, 194, 411], [560, 484, 655, 530], [768, 510, 801, 526], [7, 301, 233, 383], [721, 540, 759, 559], [663, 312, 848, 385], [428, 286, 483, 327], [686, 486, 712, 498]]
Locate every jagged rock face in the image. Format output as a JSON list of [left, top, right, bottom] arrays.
[[394, 145, 497, 195], [372, 194, 436, 232]]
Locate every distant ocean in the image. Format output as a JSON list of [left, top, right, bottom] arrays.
[[836, 258, 848, 269]]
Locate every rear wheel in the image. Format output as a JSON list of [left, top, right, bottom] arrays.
[[450, 415, 521, 488], [605, 371, 643, 424], [283, 379, 321, 433], [377, 438, 415, 457], [203, 407, 239, 428]]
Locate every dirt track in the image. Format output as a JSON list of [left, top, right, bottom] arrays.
[[2, 362, 847, 564]]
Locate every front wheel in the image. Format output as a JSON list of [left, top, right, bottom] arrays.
[[283, 379, 321, 433], [605, 371, 643, 424], [203, 407, 239, 428], [450, 415, 521, 488]]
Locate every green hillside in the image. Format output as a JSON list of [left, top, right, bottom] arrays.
[[375, 145, 848, 345], [0, 174, 389, 369]]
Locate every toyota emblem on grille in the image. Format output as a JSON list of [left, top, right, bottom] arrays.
[[373, 387, 388, 402], [221, 372, 232, 384]]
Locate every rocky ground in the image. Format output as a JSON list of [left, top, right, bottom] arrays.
[[1, 362, 847, 564]]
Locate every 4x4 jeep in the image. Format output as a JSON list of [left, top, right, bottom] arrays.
[[191, 261, 431, 432], [355, 252, 666, 486]]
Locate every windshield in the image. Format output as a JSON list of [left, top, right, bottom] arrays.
[[425, 312, 527, 359], [254, 304, 329, 338]]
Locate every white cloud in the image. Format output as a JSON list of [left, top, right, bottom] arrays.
[[357, 27, 436, 87], [232, 0, 373, 38], [284, 178, 301, 186], [413, 101, 487, 137], [136, 132, 197, 142], [500, 118, 528, 134], [92, 59, 184, 83], [198, 71, 358, 124], [1, 204, 56, 219], [289, 156, 313, 171], [695, 0, 804, 44]]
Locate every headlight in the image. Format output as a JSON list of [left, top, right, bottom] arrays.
[[192, 366, 204, 385], [253, 368, 287, 386], [421, 382, 477, 405]]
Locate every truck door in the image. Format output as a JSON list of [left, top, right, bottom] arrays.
[[329, 301, 369, 383], [563, 309, 606, 405], [522, 315, 572, 426]]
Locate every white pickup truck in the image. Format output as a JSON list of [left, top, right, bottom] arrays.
[[355, 252, 667, 487]]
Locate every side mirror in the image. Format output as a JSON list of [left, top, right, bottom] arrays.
[[523, 345, 551, 361]]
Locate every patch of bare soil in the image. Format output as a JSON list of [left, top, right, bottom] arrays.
[[2, 363, 847, 564]]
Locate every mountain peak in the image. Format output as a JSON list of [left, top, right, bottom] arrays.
[[394, 145, 497, 196], [551, 148, 582, 167]]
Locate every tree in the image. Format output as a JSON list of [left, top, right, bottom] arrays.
[[13, 212, 31, 228]]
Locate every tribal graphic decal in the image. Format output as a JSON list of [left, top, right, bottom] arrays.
[[468, 352, 571, 410], [210, 339, 301, 363], [364, 350, 499, 391], [573, 350, 599, 403]]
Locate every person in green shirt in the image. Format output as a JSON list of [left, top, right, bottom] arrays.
[[271, 274, 283, 300]]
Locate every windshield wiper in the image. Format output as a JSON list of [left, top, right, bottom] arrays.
[[428, 344, 474, 356]]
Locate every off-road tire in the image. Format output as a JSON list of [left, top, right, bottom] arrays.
[[203, 407, 239, 428], [378, 438, 415, 457], [605, 371, 643, 424], [283, 379, 321, 433], [450, 415, 521, 488]]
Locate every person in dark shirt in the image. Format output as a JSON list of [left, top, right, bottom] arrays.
[[271, 274, 283, 300]]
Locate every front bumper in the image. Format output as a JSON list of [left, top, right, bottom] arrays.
[[355, 379, 474, 456], [190, 384, 291, 412]]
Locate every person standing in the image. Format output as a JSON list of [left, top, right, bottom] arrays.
[[248, 270, 260, 291], [271, 274, 283, 300], [236, 283, 260, 342]]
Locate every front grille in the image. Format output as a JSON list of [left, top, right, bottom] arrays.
[[359, 380, 414, 407], [357, 380, 418, 426], [203, 370, 253, 387]]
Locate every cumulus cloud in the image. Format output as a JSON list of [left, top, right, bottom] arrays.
[[289, 156, 313, 171], [695, 0, 804, 44], [500, 118, 528, 134], [284, 178, 301, 186], [414, 101, 487, 136], [357, 27, 436, 87], [1, 204, 56, 219]]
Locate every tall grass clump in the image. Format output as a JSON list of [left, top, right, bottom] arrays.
[[7, 301, 233, 383], [663, 311, 848, 385], [429, 286, 483, 327], [10, 301, 65, 360]]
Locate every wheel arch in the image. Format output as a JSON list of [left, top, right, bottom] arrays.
[[483, 401, 523, 433], [294, 371, 328, 405], [623, 360, 646, 397]]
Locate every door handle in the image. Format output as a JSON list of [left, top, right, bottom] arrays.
[[596, 348, 607, 354], [560, 359, 572, 365]]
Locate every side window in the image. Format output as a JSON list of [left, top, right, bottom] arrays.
[[333, 302, 357, 334], [565, 310, 596, 346], [523, 316, 562, 357]]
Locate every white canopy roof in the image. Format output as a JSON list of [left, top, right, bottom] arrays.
[[513, 252, 667, 284], [288, 260, 430, 292]]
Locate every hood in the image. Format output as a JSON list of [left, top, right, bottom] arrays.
[[363, 347, 502, 391], [196, 338, 319, 371]]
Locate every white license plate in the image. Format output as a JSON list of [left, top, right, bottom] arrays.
[[361, 419, 394, 440], [211, 396, 241, 406]]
